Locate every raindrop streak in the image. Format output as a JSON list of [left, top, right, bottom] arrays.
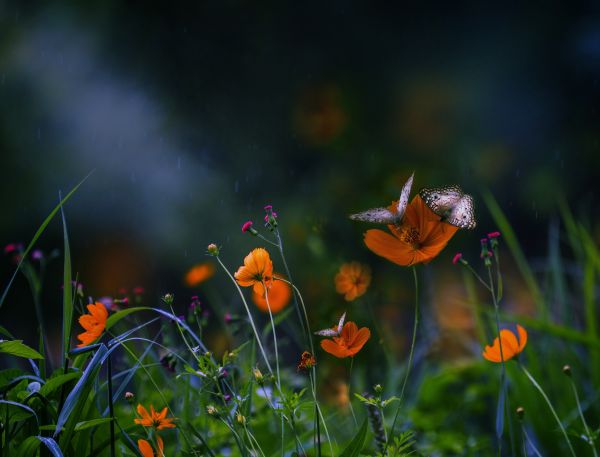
[[234, 181, 239, 192], [177, 157, 182, 170]]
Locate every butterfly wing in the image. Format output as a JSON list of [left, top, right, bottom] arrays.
[[314, 328, 339, 337], [446, 194, 476, 229], [349, 208, 397, 224], [350, 173, 414, 225], [419, 185, 464, 216], [336, 312, 346, 334], [396, 172, 414, 220]]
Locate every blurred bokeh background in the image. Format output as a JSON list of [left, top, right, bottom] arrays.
[[1, 2, 599, 370]]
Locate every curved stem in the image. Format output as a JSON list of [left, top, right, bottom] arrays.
[[348, 357, 358, 427], [569, 378, 598, 457], [385, 266, 419, 455], [215, 256, 273, 374], [520, 364, 576, 457]]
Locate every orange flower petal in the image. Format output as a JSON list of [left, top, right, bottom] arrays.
[[349, 327, 371, 352], [320, 339, 350, 358], [137, 439, 154, 457], [516, 325, 528, 352], [252, 276, 291, 314], [364, 229, 415, 266]]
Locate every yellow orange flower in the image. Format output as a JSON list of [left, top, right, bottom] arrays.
[[252, 275, 291, 313], [334, 262, 371, 301], [483, 325, 527, 363], [138, 437, 164, 457], [320, 321, 371, 358], [184, 262, 215, 287], [134, 404, 176, 430], [364, 195, 458, 266], [234, 248, 273, 296], [76, 302, 109, 347]]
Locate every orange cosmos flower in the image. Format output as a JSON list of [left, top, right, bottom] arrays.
[[334, 262, 371, 301], [138, 437, 164, 457], [184, 262, 215, 287], [76, 302, 109, 347], [252, 275, 291, 313], [364, 195, 458, 267], [483, 325, 527, 363], [234, 248, 273, 296], [320, 321, 371, 358], [134, 404, 176, 430]]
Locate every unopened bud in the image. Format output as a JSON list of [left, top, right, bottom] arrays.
[[563, 365, 572, 377], [374, 384, 383, 394], [253, 367, 264, 384], [162, 293, 174, 305], [516, 406, 525, 420], [207, 405, 218, 416], [125, 391, 135, 402], [207, 243, 220, 256], [236, 412, 246, 425]]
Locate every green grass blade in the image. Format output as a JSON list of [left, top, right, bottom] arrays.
[[36, 436, 64, 457], [482, 190, 547, 320], [339, 418, 368, 457], [55, 344, 108, 446], [60, 195, 73, 360], [0, 340, 44, 359], [0, 171, 93, 308]]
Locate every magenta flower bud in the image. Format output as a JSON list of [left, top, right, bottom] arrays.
[[224, 312, 233, 324], [31, 249, 43, 260], [264, 205, 273, 212], [452, 253, 463, 265], [488, 231, 501, 239], [133, 286, 144, 295], [242, 221, 253, 232]]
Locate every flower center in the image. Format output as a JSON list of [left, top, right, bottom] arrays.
[[398, 224, 420, 248]]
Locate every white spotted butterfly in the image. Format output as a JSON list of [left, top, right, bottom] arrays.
[[314, 312, 346, 337], [419, 185, 476, 229], [349, 173, 414, 225]]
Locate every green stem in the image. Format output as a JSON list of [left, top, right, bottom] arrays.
[[348, 357, 358, 427], [385, 266, 419, 455], [520, 364, 576, 457], [569, 378, 598, 457], [106, 354, 116, 457]]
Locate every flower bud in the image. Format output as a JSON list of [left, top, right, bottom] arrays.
[[241, 221, 258, 236], [207, 405, 218, 416], [125, 391, 135, 402], [236, 412, 246, 425], [516, 406, 525, 420], [207, 243, 220, 256], [253, 367, 264, 384], [162, 293, 174, 305], [563, 365, 572, 377]]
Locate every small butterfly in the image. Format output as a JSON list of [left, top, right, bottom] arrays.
[[314, 312, 346, 337], [349, 173, 414, 225], [419, 185, 476, 229]]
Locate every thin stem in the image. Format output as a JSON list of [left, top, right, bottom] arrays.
[[215, 256, 273, 374], [487, 264, 513, 454], [520, 364, 576, 457], [106, 354, 116, 457], [520, 422, 543, 457], [263, 282, 281, 391], [348, 357, 358, 427], [385, 266, 419, 455], [460, 262, 493, 292], [569, 378, 598, 457]]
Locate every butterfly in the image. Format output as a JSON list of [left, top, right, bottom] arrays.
[[419, 185, 476, 229], [314, 312, 346, 337], [349, 173, 414, 225]]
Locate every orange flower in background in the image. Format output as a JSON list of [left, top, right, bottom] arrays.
[[252, 275, 291, 313], [138, 437, 164, 457], [134, 404, 176, 430], [364, 195, 458, 266], [234, 248, 273, 296], [334, 262, 371, 301], [184, 262, 215, 287], [320, 321, 371, 358], [483, 325, 527, 363], [76, 302, 109, 347]]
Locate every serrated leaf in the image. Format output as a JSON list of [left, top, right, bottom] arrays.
[[0, 340, 44, 359]]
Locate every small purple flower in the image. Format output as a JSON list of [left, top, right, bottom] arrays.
[[223, 394, 232, 402], [224, 312, 233, 324], [31, 249, 43, 261], [4, 243, 23, 255]]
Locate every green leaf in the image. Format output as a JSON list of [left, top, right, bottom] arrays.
[[74, 417, 113, 431], [40, 372, 81, 398], [0, 171, 93, 308], [339, 418, 368, 457], [36, 436, 64, 457], [105, 306, 152, 330], [0, 340, 44, 359]]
